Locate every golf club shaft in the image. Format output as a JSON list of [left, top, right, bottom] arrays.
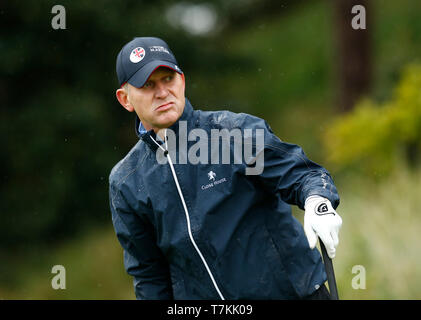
[[319, 238, 339, 300]]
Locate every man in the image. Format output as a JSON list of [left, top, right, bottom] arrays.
[[109, 37, 342, 300]]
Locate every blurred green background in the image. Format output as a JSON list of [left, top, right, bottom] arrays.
[[1, 0, 420, 299]]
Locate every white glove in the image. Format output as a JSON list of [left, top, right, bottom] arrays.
[[304, 195, 342, 259]]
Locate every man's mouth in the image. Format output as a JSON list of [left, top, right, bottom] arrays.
[[155, 102, 174, 111]]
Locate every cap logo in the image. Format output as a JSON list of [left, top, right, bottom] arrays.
[[130, 47, 145, 63], [149, 46, 170, 54]]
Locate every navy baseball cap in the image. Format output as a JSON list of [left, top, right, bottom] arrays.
[[116, 37, 183, 88]]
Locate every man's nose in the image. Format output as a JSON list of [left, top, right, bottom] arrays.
[[155, 82, 169, 98]]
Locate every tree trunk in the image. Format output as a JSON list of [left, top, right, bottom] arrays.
[[333, 0, 372, 113]]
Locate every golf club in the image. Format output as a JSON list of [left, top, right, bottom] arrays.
[[319, 237, 339, 300]]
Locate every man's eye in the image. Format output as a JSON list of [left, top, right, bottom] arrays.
[[144, 81, 153, 88], [165, 75, 173, 82]]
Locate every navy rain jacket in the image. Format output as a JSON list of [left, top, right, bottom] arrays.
[[109, 98, 340, 300]]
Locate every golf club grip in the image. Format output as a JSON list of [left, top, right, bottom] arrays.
[[319, 239, 339, 300]]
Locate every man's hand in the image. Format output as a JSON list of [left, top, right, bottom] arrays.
[[304, 196, 342, 259]]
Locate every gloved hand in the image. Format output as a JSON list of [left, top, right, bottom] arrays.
[[304, 195, 342, 259]]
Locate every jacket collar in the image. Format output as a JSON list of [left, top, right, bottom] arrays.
[[135, 98, 195, 152]]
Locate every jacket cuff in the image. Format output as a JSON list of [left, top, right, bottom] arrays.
[[304, 189, 340, 210]]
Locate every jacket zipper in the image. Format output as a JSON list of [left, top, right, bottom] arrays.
[[151, 132, 225, 300]]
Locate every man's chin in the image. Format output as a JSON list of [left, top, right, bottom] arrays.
[[156, 111, 181, 128], [154, 120, 178, 131]]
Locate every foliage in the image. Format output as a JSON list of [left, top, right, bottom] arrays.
[[322, 63, 421, 177]]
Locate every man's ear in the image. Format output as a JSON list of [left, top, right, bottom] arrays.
[[116, 87, 134, 112], [180, 72, 186, 90]]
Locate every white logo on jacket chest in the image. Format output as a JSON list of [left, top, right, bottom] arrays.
[[201, 171, 227, 190], [208, 171, 216, 181]]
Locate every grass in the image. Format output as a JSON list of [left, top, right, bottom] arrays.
[[332, 164, 421, 299], [0, 225, 134, 299]]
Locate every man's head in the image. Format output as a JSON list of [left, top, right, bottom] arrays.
[[115, 37, 185, 133]]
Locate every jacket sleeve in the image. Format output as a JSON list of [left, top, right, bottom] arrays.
[[109, 182, 173, 300], [244, 115, 340, 210]]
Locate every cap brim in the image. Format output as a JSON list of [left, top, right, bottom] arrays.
[[127, 60, 183, 88]]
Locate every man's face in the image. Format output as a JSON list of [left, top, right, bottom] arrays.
[[117, 67, 185, 132]]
